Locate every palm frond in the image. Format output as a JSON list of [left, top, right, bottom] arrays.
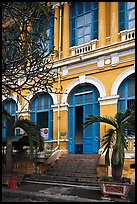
[[14, 118, 44, 159], [105, 149, 110, 166], [101, 128, 115, 152], [83, 115, 117, 129]]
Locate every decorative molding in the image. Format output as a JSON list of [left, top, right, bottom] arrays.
[[26, 89, 58, 111], [79, 75, 85, 83], [53, 40, 134, 70], [52, 3, 60, 9], [125, 152, 135, 159], [111, 65, 135, 96], [111, 52, 119, 66], [61, 66, 68, 77], [97, 56, 104, 69], [62, 76, 106, 104], [105, 58, 111, 65], [16, 110, 31, 117], [98, 95, 119, 105], [51, 103, 69, 112]]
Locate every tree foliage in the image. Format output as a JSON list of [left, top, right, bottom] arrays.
[[2, 2, 58, 101]]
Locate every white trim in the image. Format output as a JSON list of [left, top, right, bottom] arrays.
[[98, 95, 119, 106], [118, 48, 135, 57], [16, 110, 30, 117], [111, 52, 119, 66], [52, 3, 60, 9], [2, 94, 22, 112], [75, 90, 93, 96], [68, 58, 97, 70], [2, 94, 18, 104], [25, 89, 58, 112], [125, 152, 135, 159], [52, 103, 69, 112], [111, 65, 135, 96], [62, 76, 106, 104]]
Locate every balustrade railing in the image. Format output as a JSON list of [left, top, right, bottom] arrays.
[[120, 29, 135, 42], [70, 39, 97, 56]]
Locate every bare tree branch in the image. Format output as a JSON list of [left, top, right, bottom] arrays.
[[2, 2, 58, 100]]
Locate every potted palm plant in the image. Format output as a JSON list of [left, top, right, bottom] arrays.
[[2, 107, 44, 185], [83, 104, 135, 199]]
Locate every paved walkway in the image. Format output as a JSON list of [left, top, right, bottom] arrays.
[[2, 180, 135, 202]]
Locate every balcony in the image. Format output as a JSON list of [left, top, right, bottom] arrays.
[[120, 29, 135, 42], [70, 39, 97, 56]]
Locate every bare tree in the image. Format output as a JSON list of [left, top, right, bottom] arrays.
[[2, 2, 58, 101]]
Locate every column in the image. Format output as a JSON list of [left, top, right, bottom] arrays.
[[110, 2, 118, 44], [62, 2, 70, 58], [54, 5, 60, 53], [98, 2, 107, 47]]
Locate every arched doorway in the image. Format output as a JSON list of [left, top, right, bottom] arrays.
[[68, 83, 100, 154], [30, 92, 53, 140]]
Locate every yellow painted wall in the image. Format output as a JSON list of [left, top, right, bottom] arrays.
[[3, 2, 135, 179]]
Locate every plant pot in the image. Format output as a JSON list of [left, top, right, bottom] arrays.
[[2, 172, 24, 186], [98, 180, 133, 199]]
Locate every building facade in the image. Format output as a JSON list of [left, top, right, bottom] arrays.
[[3, 2, 135, 179]]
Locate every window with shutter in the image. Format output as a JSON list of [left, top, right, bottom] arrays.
[[70, 2, 98, 47], [118, 2, 135, 32]]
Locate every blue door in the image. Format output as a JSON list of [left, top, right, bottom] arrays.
[[68, 84, 100, 154]]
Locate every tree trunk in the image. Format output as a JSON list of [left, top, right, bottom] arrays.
[[111, 146, 124, 181], [6, 144, 13, 174], [111, 163, 124, 181]]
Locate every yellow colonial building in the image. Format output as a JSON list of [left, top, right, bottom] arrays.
[[3, 2, 135, 179]]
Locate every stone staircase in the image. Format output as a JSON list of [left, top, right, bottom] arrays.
[[43, 154, 100, 186]]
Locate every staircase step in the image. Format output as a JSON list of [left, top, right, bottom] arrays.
[[38, 175, 98, 183], [46, 171, 97, 177], [43, 154, 100, 186]]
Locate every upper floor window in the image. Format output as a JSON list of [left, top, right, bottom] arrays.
[[70, 2, 98, 47], [32, 17, 54, 57], [118, 2, 135, 32]]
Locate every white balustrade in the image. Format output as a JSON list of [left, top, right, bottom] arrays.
[[120, 29, 135, 41], [70, 39, 97, 56]]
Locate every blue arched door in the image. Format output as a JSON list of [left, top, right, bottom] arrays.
[[30, 93, 53, 140], [68, 83, 100, 154]]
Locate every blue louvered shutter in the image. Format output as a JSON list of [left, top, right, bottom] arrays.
[[48, 110, 53, 140], [93, 2, 98, 39], [68, 107, 75, 153], [83, 104, 93, 154], [49, 18, 54, 50], [118, 2, 127, 32]]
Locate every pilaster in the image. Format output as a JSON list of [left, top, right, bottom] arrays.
[[110, 2, 118, 44], [62, 2, 70, 58], [98, 2, 107, 47]]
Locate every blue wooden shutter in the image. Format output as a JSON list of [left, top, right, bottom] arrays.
[[30, 112, 36, 124], [93, 2, 98, 39], [118, 2, 127, 32], [49, 18, 54, 50], [83, 104, 93, 154], [68, 107, 75, 153]]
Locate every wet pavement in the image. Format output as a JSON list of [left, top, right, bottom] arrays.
[[2, 181, 135, 202]]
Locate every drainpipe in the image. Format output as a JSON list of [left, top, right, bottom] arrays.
[[57, 2, 62, 147]]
